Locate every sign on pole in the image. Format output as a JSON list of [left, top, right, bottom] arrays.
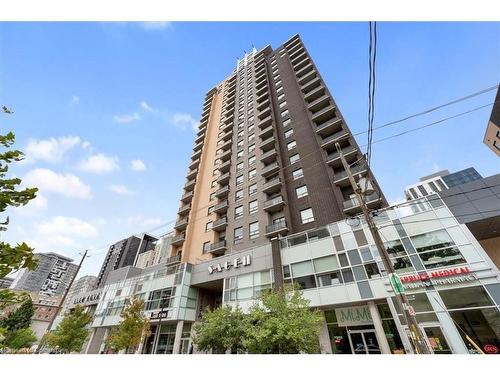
[[389, 273, 405, 295]]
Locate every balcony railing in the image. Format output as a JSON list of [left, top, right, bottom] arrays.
[[171, 233, 185, 246], [265, 221, 288, 236], [262, 162, 280, 177], [343, 192, 380, 211], [165, 253, 182, 265], [214, 200, 229, 213], [264, 195, 285, 212], [212, 217, 228, 231], [215, 185, 230, 198], [209, 240, 227, 255], [174, 217, 188, 231]]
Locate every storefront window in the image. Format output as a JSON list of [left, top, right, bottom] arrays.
[[385, 239, 406, 258], [439, 286, 494, 309], [392, 256, 414, 274], [449, 308, 500, 354], [424, 326, 451, 354]]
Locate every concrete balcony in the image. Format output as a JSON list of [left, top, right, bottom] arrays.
[[343, 192, 381, 214], [259, 124, 274, 139], [260, 137, 275, 152], [256, 89, 269, 104], [333, 164, 368, 186], [291, 51, 308, 67], [258, 115, 273, 129], [258, 106, 271, 120], [289, 46, 305, 61], [265, 221, 288, 237], [180, 190, 194, 204], [189, 157, 200, 171], [257, 99, 270, 113], [215, 185, 230, 199], [260, 148, 277, 165], [165, 253, 182, 265], [311, 104, 336, 125], [193, 140, 204, 153], [217, 171, 230, 185], [319, 126, 348, 147], [326, 145, 357, 167], [255, 72, 267, 86], [220, 121, 233, 133], [178, 203, 191, 216], [223, 114, 234, 125], [186, 168, 198, 181], [217, 159, 231, 174], [262, 177, 282, 194], [220, 129, 233, 142], [191, 149, 202, 161], [219, 138, 232, 152], [301, 76, 321, 94], [209, 240, 227, 256], [255, 78, 267, 91], [256, 85, 267, 98], [171, 233, 185, 246], [174, 217, 188, 231], [308, 94, 330, 113], [295, 62, 314, 79], [214, 200, 229, 214], [303, 84, 325, 103], [298, 70, 317, 87], [212, 217, 228, 232], [264, 195, 285, 213], [262, 162, 280, 177], [219, 148, 232, 162], [184, 179, 196, 192]]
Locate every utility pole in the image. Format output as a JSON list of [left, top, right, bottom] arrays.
[[335, 143, 431, 354], [44, 250, 89, 335]]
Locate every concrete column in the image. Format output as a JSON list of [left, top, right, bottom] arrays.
[[172, 320, 184, 354], [318, 313, 333, 354], [83, 328, 96, 354], [368, 301, 392, 354]]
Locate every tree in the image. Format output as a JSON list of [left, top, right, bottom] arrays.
[[105, 298, 151, 353], [244, 285, 323, 354], [4, 327, 37, 350], [0, 297, 34, 331], [0, 109, 39, 308], [44, 305, 92, 353], [193, 304, 248, 354]]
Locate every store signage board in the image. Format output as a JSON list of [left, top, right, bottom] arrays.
[[73, 292, 101, 305], [399, 266, 476, 289], [208, 255, 251, 275], [335, 306, 373, 327]]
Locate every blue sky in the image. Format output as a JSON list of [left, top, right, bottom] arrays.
[[0, 22, 499, 276]]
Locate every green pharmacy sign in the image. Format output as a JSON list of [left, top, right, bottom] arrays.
[[389, 273, 405, 294]]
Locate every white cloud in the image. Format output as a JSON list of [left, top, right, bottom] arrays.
[[140, 101, 153, 113], [127, 215, 162, 227], [23, 168, 92, 200], [35, 216, 98, 238], [172, 113, 199, 131], [113, 112, 141, 124], [25, 136, 81, 163], [81, 141, 92, 150], [138, 22, 172, 31], [71, 95, 80, 105], [108, 184, 135, 195], [77, 153, 119, 174], [130, 159, 147, 172]]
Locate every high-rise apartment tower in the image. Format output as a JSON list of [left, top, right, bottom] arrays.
[[170, 34, 387, 264]]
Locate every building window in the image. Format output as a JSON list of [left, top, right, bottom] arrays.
[[249, 222, 259, 239], [296, 185, 308, 198], [248, 144, 255, 153], [248, 155, 256, 166], [282, 118, 291, 127], [236, 175, 243, 186], [281, 109, 289, 118], [292, 168, 304, 180], [249, 200, 258, 214], [236, 162, 244, 172], [209, 192, 216, 201], [248, 133, 255, 143], [276, 79, 282, 86], [278, 93, 285, 101], [237, 140, 244, 149], [237, 150, 244, 159], [248, 124, 255, 133], [285, 128, 294, 138], [234, 227, 243, 243], [248, 115, 254, 122], [211, 180, 217, 188], [235, 206, 243, 219], [249, 183, 257, 196], [300, 208, 315, 224], [287, 140, 297, 150], [238, 130, 244, 138], [203, 241, 211, 254], [289, 154, 300, 164], [235, 189, 243, 201], [205, 221, 213, 232], [249, 169, 257, 180], [277, 86, 283, 93], [279, 101, 287, 108]]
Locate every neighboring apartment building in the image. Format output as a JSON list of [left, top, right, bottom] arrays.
[[404, 168, 482, 200], [96, 234, 158, 287], [0, 277, 14, 289], [59, 275, 97, 315], [135, 233, 174, 268], [483, 85, 500, 156], [10, 252, 78, 296]]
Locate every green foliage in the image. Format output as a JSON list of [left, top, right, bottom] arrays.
[[4, 327, 37, 350], [192, 285, 323, 354], [105, 298, 151, 353], [0, 297, 34, 331], [0, 112, 39, 308], [44, 305, 92, 353], [193, 304, 248, 353]]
